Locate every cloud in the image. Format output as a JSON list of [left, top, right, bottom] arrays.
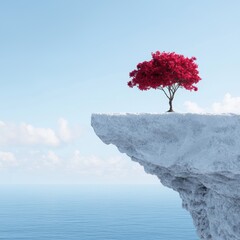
[[68, 150, 152, 180], [0, 122, 59, 146], [21, 149, 150, 178], [184, 93, 240, 114], [58, 118, 72, 142], [0, 151, 17, 168], [0, 148, 159, 184], [42, 151, 61, 166], [0, 119, 155, 183], [0, 151, 16, 161], [0, 118, 77, 147], [212, 93, 240, 114], [184, 101, 205, 113], [20, 123, 60, 146]]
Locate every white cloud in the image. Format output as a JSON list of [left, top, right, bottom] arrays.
[[68, 150, 154, 181], [0, 151, 15, 161], [24, 149, 149, 177], [0, 118, 77, 147], [0, 151, 17, 168], [185, 93, 240, 114], [42, 151, 61, 166], [184, 101, 205, 113], [0, 148, 159, 184], [19, 123, 60, 146], [58, 118, 72, 142], [212, 93, 240, 114]]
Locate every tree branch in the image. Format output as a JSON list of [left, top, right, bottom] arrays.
[[157, 86, 170, 99], [161, 88, 170, 99]]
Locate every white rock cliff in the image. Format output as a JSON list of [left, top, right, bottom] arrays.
[[91, 113, 240, 240]]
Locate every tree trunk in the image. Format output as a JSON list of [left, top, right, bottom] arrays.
[[167, 98, 174, 112]]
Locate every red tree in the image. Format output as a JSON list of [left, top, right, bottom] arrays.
[[128, 51, 201, 112]]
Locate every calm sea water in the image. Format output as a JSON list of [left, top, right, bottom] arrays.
[[0, 185, 198, 240]]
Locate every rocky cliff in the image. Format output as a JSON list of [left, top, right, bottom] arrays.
[[91, 113, 240, 240]]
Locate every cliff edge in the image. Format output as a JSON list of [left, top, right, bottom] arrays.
[[91, 113, 240, 240]]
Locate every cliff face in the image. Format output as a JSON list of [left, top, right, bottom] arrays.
[[91, 113, 240, 240]]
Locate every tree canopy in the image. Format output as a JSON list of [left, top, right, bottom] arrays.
[[128, 51, 201, 112]]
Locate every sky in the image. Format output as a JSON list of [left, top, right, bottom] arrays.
[[0, 0, 240, 184]]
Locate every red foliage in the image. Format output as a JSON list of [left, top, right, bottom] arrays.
[[128, 51, 201, 91]]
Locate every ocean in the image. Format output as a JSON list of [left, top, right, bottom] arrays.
[[0, 185, 198, 240]]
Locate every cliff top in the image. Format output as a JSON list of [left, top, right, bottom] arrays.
[[91, 113, 240, 175]]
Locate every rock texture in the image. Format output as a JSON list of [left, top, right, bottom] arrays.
[[91, 113, 240, 240]]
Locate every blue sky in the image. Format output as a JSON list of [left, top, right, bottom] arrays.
[[1, 0, 240, 184]]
